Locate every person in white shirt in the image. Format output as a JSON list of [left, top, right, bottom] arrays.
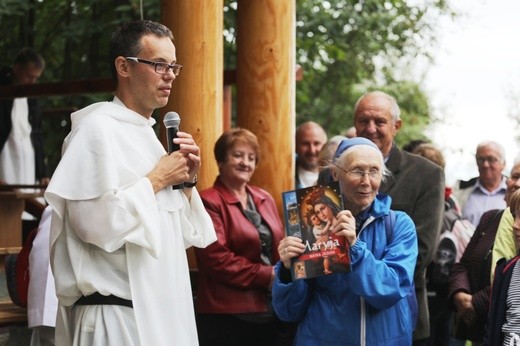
[[28, 205, 57, 346], [45, 20, 216, 346], [453, 141, 507, 226]]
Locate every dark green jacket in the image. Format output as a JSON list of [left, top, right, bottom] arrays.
[[380, 144, 445, 340]]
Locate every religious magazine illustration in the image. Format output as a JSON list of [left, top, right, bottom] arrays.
[[282, 181, 351, 280]]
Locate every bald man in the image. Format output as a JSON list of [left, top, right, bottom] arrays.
[[295, 121, 327, 188], [353, 91, 445, 344]]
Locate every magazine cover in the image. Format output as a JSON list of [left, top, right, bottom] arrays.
[[282, 181, 351, 280]]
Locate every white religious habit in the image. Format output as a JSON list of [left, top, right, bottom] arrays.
[[0, 97, 40, 220], [0, 97, 36, 186], [28, 205, 58, 346], [45, 99, 217, 346]]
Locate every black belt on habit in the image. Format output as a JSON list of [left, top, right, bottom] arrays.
[[75, 292, 133, 308]]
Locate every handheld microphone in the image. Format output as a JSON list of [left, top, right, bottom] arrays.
[[164, 112, 181, 154], [163, 112, 183, 189]]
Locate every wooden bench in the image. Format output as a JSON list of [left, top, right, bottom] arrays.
[[0, 247, 28, 326], [0, 300, 27, 326]]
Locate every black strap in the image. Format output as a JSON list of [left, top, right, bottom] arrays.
[[75, 292, 133, 308]]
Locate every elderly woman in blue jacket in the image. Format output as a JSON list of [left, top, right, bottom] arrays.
[[272, 137, 418, 346]]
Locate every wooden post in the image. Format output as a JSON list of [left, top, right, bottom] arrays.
[[236, 0, 296, 215], [161, 1, 224, 270], [161, 0, 223, 192]]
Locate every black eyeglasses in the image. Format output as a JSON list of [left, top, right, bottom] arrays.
[[125, 57, 183, 76]]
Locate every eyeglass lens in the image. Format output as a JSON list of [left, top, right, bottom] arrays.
[[476, 156, 499, 164]]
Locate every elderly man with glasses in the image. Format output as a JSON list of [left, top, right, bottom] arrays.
[[453, 141, 507, 226], [352, 91, 445, 345], [45, 20, 216, 345]]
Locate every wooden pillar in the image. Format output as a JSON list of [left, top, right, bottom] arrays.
[[161, 1, 223, 270], [161, 0, 223, 192], [236, 0, 296, 215]]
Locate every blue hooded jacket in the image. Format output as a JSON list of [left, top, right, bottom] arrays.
[[272, 194, 418, 346]]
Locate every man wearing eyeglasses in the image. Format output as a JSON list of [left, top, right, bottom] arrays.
[[353, 91, 445, 345], [453, 141, 507, 226], [45, 20, 216, 345]]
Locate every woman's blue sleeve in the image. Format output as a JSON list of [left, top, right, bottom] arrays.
[[271, 261, 312, 322], [348, 212, 418, 310]]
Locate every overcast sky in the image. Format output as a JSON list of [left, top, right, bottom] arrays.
[[423, 0, 520, 185]]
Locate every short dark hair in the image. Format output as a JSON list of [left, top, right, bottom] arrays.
[[109, 20, 173, 82], [13, 47, 45, 70], [214, 128, 260, 164]]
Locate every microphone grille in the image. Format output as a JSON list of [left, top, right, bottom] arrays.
[[163, 112, 181, 128]]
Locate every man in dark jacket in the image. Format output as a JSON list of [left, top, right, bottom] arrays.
[[0, 47, 48, 186], [353, 91, 445, 344]]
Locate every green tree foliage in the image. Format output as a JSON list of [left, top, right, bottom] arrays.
[[221, 0, 454, 146], [1, 0, 454, 172], [1, 0, 160, 82], [0, 0, 161, 172], [293, 0, 454, 144]]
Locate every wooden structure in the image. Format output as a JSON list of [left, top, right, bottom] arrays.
[[162, 1, 296, 270], [0, 188, 43, 325], [0, 2, 296, 275], [162, 0, 296, 211], [1, 2, 297, 212], [0, 185, 45, 248], [0, 247, 27, 326]]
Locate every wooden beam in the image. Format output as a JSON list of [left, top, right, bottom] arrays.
[[0, 68, 298, 99], [0, 78, 115, 99]]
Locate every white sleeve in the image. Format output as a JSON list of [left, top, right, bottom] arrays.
[[179, 188, 217, 249], [66, 177, 162, 255]]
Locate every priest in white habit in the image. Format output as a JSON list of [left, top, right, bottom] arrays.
[[45, 20, 216, 346]]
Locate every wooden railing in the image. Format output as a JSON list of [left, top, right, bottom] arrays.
[[0, 69, 249, 99], [0, 78, 115, 99]]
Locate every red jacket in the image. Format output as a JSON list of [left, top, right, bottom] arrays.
[[195, 176, 284, 313]]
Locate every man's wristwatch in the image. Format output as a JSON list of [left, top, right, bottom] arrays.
[[184, 174, 197, 188]]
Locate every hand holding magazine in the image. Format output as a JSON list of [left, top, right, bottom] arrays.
[[282, 181, 351, 280]]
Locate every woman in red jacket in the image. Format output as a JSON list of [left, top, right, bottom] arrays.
[[194, 128, 286, 346]]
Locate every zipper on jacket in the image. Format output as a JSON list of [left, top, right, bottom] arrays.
[[360, 296, 366, 346]]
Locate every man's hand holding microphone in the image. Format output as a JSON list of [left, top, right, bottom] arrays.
[[146, 112, 200, 193]]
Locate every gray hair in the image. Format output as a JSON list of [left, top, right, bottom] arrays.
[[476, 141, 506, 164], [318, 135, 348, 170], [354, 91, 401, 122]]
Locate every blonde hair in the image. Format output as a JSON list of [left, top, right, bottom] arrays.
[[412, 143, 445, 169], [509, 189, 520, 218]]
